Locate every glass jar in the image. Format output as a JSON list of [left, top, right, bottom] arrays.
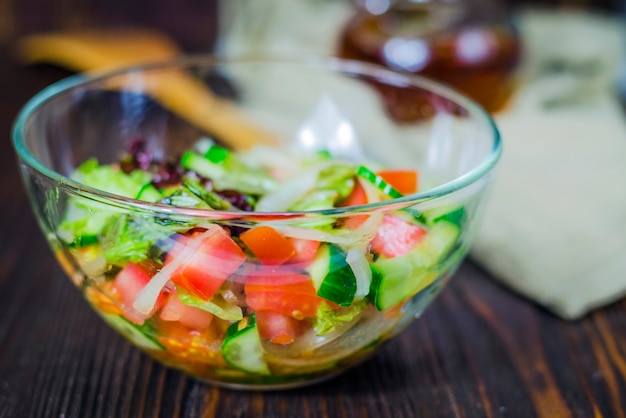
[[339, 0, 522, 119]]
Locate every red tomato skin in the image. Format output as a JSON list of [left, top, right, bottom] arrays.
[[255, 311, 309, 345], [371, 215, 427, 258], [377, 170, 419, 195], [286, 238, 321, 265], [245, 270, 323, 319], [240, 226, 296, 265], [170, 227, 246, 301], [340, 179, 368, 207], [159, 293, 213, 331], [113, 262, 164, 324]]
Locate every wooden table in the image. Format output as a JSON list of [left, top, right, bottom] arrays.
[[1, 2, 625, 417]]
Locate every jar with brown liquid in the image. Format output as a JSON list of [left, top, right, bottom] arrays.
[[339, 0, 522, 121]]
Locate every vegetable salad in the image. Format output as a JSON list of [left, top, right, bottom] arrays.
[[59, 138, 466, 387]]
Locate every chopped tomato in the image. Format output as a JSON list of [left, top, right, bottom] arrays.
[[113, 262, 164, 324], [169, 227, 246, 301], [286, 238, 321, 265], [339, 178, 368, 207], [163, 234, 194, 266], [160, 293, 214, 331], [156, 319, 226, 366], [339, 180, 370, 229], [245, 270, 324, 319], [377, 170, 419, 195], [255, 311, 309, 345], [240, 226, 295, 265], [342, 214, 369, 230], [371, 215, 427, 258]]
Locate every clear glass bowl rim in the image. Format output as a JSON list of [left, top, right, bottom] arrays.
[[12, 54, 502, 219]]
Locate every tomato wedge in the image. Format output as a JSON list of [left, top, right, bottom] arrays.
[[377, 170, 419, 195], [371, 215, 427, 258], [255, 311, 309, 345], [240, 226, 295, 265], [113, 262, 164, 324], [169, 227, 246, 301], [286, 238, 321, 265], [160, 293, 214, 331], [245, 270, 324, 319], [339, 178, 368, 207]]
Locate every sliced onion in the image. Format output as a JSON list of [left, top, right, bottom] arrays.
[[159, 298, 182, 322], [271, 212, 382, 247], [344, 211, 382, 251], [357, 177, 382, 205], [193, 137, 215, 154], [346, 248, 372, 300], [239, 145, 299, 173], [132, 225, 220, 315], [255, 168, 319, 212]]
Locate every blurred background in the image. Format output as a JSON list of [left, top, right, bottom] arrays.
[[2, 0, 623, 110], [0, 0, 621, 52]]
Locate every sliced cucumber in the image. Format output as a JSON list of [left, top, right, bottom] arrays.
[[135, 183, 162, 202], [417, 220, 462, 262], [355, 165, 403, 199], [68, 234, 99, 248], [369, 220, 461, 311], [221, 317, 271, 376], [308, 244, 357, 307], [423, 205, 466, 227], [181, 151, 225, 180], [99, 313, 165, 351]]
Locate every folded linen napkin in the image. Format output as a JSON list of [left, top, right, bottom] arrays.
[[219, 4, 626, 319], [470, 11, 626, 319]]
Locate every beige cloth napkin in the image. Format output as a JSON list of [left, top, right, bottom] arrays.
[[471, 11, 626, 319], [219, 4, 626, 319]]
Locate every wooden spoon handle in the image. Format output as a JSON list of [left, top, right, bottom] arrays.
[[18, 30, 278, 150]]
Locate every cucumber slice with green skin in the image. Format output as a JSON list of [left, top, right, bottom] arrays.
[[308, 244, 357, 307], [135, 183, 162, 202], [221, 316, 271, 376], [204, 144, 229, 163], [99, 314, 165, 351], [355, 165, 403, 199], [369, 220, 461, 311], [67, 234, 99, 248], [423, 205, 466, 227]]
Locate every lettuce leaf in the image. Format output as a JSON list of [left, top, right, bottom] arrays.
[[177, 288, 243, 321], [58, 159, 160, 244], [313, 300, 366, 336]]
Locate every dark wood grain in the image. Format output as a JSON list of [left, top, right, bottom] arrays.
[[1, 1, 626, 417]]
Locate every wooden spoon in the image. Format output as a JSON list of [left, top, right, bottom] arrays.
[[17, 29, 277, 151]]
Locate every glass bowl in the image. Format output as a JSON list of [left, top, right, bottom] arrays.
[[12, 56, 500, 390]]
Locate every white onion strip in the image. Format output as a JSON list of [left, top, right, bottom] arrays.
[[255, 169, 318, 212], [271, 212, 382, 247], [132, 225, 220, 315], [357, 177, 382, 205], [346, 248, 372, 300]]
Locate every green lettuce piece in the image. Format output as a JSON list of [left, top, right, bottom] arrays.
[[315, 164, 355, 202], [287, 163, 355, 212], [182, 178, 232, 210], [313, 300, 366, 336], [73, 158, 157, 201], [181, 151, 277, 195], [102, 215, 170, 265], [288, 190, 338, 212], [177, 289, 243, 321], [58, 159, 159, 244]]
